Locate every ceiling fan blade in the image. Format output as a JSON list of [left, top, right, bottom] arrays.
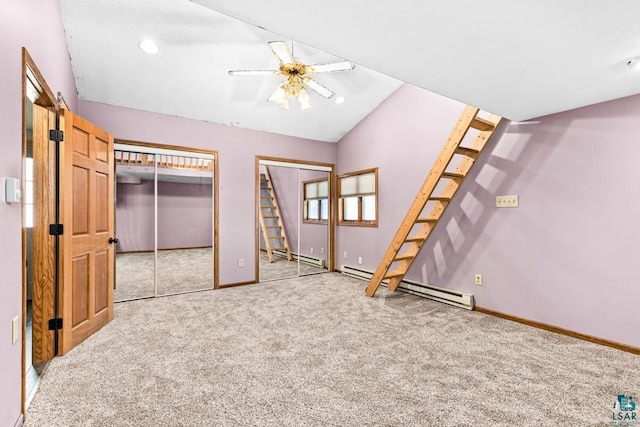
[[268, 41, 294, 64], [303, 78, 334, 99], [308, 61, 356, 73], [228, 70, 278, 76]]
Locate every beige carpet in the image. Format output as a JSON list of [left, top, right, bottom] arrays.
[[115, 248, 214, 301], [26, 273, 639, 426], [259, 252, 327, 282]]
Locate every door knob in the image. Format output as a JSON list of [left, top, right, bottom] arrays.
[[109, 237, 119, 244]]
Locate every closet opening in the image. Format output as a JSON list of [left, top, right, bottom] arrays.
[[114, 142, 219, 301]]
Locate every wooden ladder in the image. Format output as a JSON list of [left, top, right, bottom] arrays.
[[365, 105, 502, 297], [259, 169, 293, 263]]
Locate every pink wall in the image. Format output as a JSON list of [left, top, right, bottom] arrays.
[[0, 1, 79, 425], [77, 100, 337, 284], [116, 181, 213, 252], [338, 84, 640, 348]]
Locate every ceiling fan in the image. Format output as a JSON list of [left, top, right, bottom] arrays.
[[228, 41, 356, 110]]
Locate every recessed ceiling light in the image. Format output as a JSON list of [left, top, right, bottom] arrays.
[[139, 39, 159, 55], [335, 96, 346, 104]]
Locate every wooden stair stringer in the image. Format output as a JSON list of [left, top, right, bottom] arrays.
[[364, 106, 502, 297]]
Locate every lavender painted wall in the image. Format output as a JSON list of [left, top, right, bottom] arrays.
[[157, 181, 213, 250], [78, 100, 336, 285], [1, 2, 79, 425], [116, 181, 154, 252], [338, 84, 640, 348], [116, 181, 213, 252]]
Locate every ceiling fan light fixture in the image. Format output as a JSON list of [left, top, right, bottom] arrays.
[[335, 96, 346, 104], [139, 39, 159, 55], [298, 88, 312, 110]]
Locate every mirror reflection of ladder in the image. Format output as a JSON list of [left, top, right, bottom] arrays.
[[365, 105, 502, 297], [259, 169, 293, 263]]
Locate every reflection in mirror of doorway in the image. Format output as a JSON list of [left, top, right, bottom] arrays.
[[258, 161, 331, 282], [114, 148, 215, 301]]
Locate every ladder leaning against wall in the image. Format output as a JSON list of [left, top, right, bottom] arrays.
[[259, 169, 293, 263], [365, 105, 502, 297]]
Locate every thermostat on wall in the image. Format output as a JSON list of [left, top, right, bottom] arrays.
[[4, 177, 21, 204]]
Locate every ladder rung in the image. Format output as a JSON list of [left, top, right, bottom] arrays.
[[442, 172, 465, 180], [394, 253, 415, 261], [383, 270, 405, 280], [260, 196, 273, 199], [429, 196, 451, 202], [455, 147, 481, 158], [268, 236, 283, 240], [404, 236, 425, 243], [470, 117, 496, 132], [266, 226, 281, 229], [415, 217, 438, 223], [271, 247, 287, 251], [263, 215, 278, 219]]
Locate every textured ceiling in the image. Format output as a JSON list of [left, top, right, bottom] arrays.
[[58, 0, 403, 143], [194, 0, 640, 122], [60, 0, 640, 142]]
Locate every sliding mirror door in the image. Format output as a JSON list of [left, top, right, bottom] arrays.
[[115, 146, 216, 301], [257, 158, 333, 282], [299, 170, 330, 276], [259, 165, 300, 281], [157, 155, 214, 296], [114, 151, 156, 301]]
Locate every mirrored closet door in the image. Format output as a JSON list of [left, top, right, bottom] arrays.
[[114, 145, 216, 301], [257, 159, 332, 282]]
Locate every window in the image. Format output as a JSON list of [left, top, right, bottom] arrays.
[[338, 167, 378, 226], [303, 179, 329, 223]]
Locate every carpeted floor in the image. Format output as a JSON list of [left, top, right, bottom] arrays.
[[25, 273, 639, 426], [259, 252, 327, 282], [115, 249, 326, 301], [115, 248, 214, 301]]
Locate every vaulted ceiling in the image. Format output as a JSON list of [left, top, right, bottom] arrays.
[[59, 0, 640, 142]]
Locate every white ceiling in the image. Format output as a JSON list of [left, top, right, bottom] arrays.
[[60, 1, 640, 143], [57, 0, 402, 143]]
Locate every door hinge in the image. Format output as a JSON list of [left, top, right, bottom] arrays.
[[49, 224, 64, 236], [48, 318, 63, 331], [49, 129, 64, 142]]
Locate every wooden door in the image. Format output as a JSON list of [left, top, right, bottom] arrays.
[[31, 103, 57, 363], [59, 109, 115, 355]]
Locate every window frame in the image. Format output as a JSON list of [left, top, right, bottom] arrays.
[[337, 167, 378, 227], [302, 178, 329, 224]]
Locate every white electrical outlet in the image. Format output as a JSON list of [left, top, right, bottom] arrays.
[[358, 257, 363, 265], [321, 248, 324, 254], [343, 251, 347, 259], [238, 258, 244, 267], [310, 248, 314, 254], [496, 195, 519, 208], [474, 274, 483, 286], [11, 316, 19, 344]]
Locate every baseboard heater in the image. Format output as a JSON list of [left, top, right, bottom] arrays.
[[340, 264, 474, 310], [273, 250, 325, 268]]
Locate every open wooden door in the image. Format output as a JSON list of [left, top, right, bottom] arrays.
[[58, 109, 115, 355], [31, 103, 57, 363]]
